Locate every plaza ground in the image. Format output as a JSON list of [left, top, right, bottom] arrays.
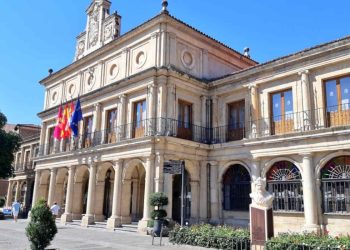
[[0, 218, 208, 250]]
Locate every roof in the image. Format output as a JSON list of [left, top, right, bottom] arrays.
[[39, 12, 257, 84], [211, 34, 350, 82], [3, 124, 16, 133]]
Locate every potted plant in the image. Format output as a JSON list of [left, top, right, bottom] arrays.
[[149, 192, 168, 236]]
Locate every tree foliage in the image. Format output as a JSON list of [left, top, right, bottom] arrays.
[[26, 199, 57, 250], [0, 112, 21, 179]]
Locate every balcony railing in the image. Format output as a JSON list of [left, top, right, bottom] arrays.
[[35, 104, 350, 157]]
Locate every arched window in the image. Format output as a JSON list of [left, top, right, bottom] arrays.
[[223, 165, 251, 211], [321, 156, 350, 214], [267, 161, 303, 212]]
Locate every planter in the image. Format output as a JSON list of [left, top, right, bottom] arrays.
[[153, 219, 163, 236]]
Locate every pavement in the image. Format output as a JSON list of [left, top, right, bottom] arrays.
[[0, 218, 207, 250]]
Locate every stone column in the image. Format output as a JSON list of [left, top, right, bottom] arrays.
[[147, 83, 157, 135], [199, 162, 208, 222], [32, 170, 41, 207], [92, 103, 102, 144], [5, 181, 12, 207], [47, 169, 57, 207], [61, 166, 76, 224], [164, 174, 173, 220], [210, 162, 220, 223], [251, 158, 261, 192], [81, 163, 97, 227], [249, 85, 260, 138], [167, 83, 175, 120], [299, 70, 312, 130], [201, 96, 207, 128], [117, 94, 127, 140], [190, 180, 200, 223], [154, 154, 164, 192], [131, 180, 139, 218], [157, 77, 168, 133], [107, 160, 123, 229], [138, 156, 154, 233], [301, 153, 320, 232], [121, 179, 132, 224], [14, 181, 21, 202]]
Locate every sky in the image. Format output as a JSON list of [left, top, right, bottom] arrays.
[[0, 0, 349, 125]]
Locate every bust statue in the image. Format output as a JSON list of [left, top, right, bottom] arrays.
[[250, 177, 274, 209]]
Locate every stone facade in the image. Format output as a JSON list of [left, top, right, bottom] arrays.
[[5, 125, 40, 215], [30, 0, 350, 236]]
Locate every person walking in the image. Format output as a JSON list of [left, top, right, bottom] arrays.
[[12, 200, 21, 223], [50, 202, 60, 220]]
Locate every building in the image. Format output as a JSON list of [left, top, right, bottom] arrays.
[[5, 124, 41, 216], [31, 0, 350, 235]]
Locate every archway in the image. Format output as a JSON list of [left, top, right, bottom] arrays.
[[122, 160, 145, 224], [37, 170, 50, 202], [321, 156, 350, 214], [266, 161, 303, 212], [172, 169, 191, 223], [72, 166, 89, 219], [55, 168, 68, 215], [222, 164, 251, 211]]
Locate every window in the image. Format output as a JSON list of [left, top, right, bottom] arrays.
[[223, 165, 251, 211], [267, 161, 303, 212], [321, 156, 350, 214], [83, 116, 93, 148], [178, 100, 193, 140], [24, 151, 30, 169], [227, 100, 245, 141], [133, 100, 146, 138], [48, 127, 55, 154], [324, 76, 350, 127], [270, 89, 294, 135], [106, 109, 117, 143]]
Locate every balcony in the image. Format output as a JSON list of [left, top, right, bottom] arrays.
[[35, 104, 350, 157]]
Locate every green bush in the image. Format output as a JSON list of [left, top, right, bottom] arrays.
[[169, 224, 250, 250], [266, 233, 350, 250], [0, 197, 5, 207], [149, 192, 168, 221], [26, 199, 57, 250]]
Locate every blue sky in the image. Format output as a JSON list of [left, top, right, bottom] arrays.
[[0, 0, 349, 125]]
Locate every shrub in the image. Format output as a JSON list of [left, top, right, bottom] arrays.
[[266, 233, 350, 250], [169, 224, 250, 250], [149, 192, 168, 220], [26, 199, 57, 250], [0, 197, 5, 207]]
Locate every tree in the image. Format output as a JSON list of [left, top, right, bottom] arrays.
[[0, 112, 21, 179], [26, 199, 57, 250]]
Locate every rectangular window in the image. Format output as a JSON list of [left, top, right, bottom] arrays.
[[177, 100, 193, 140], [270, 89, 294, 135], [227, 100, 245, 141], [106, 109, 117, 143], [83, 116, 93, 148], [133, 100, 146, 138], [48, 127, 54, 154], [324, 75, 350, 127]]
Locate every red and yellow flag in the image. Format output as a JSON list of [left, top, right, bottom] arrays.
[[61, 102, 74, 139]]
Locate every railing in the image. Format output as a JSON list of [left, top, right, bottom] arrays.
[[34, 104, 350, 157], [322, 179, 350, 214], [265, 242, 350, 250], [14, 161, 34, 171]]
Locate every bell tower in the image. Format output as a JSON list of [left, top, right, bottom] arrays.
[[74, 0, 121, 61]]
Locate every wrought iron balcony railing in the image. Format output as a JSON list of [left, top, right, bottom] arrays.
[[35, 104, 350, 157]]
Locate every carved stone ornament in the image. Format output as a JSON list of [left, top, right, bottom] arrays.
[[104, 22, 114, 41], [87, 67, 96, 89], [250, 177, 274, 209], [77, 41, 85, 56], [88, 4, 100, 48]]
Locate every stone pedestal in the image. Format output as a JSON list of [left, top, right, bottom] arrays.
[[250, 205, 274, 249], [137, 219, 149, 234], [60, 213, 73, 224], [106, 216, 122, 230], [81, 214, 94, 227]]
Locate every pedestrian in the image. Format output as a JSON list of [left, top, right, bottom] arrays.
[[50, 202, 60, 220], [12, 200, 21, 223]]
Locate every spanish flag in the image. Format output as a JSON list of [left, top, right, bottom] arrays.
[[61, 102, 74, 139]]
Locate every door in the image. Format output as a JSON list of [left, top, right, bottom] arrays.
[[83, 116, 93, 148], [271, 89, 294, 135], [177, 100, 193, 140], [133, 100, 146, 138], [227, 100, 245, 141], [106, 109, 117, 143]]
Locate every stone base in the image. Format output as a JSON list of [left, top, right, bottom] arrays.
[[302, 224, 321, 234], [106, 217, 122, 230], [81, 214, 95, 227], [251, 244, 265, 250], [138, 219, 149, 234], [60, 213, 73, 225]]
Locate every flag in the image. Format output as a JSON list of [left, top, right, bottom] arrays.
[[70, 98, 83, 137], [53, 105, 63, 140], [61, 102, 74, 139]]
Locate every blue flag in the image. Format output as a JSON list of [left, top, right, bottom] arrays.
[[70, 98, 83, 137]]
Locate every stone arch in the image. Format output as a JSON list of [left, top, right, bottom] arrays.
[[37, 169, 50, 201], [315, 151, 350, 179], [184, 160, 199, 181], [72, 165, 90, 218], [55, 168, 69, 209], [123, 158, 145, 180], [96, 162, 114, 182], [263, 157, 303, 178], [11, 182, 18, 203], [219, 160, 251, 182]]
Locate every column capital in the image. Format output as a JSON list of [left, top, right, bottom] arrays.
[[113, 159, 123, 170], [94, 102, 101, 109], [148, 83, 157, 90], [146, 154, 156, 162], [298, 69, 310, 76], [200, 95, 208, 101], [118, 94, 127, 103], [248, 83, 257, 90], [122, 47, 130, 54], [208, 161, 219, 166], [50, 168, 57, 174], [300, 152, 314, 158]]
